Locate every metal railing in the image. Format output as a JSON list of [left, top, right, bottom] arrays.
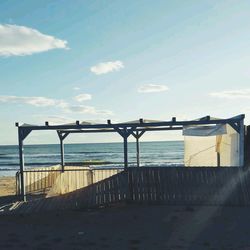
[[16, 166, 123, 198]]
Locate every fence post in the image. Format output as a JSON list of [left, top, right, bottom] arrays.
[[90, 169, 94, 184], [15, 171, 20, 196], [126, 168, 133, 203], [87, 169, 94, 185]]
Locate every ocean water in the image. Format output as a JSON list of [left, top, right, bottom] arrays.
[[0, 141, 184, 176]]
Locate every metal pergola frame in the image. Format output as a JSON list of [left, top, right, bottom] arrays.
[[16, 114, 245, 201]]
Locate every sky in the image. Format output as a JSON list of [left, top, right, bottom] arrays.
[[0, 0, 250, 145]]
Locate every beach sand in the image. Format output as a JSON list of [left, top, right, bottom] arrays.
[[0, 204, 250, 249], [0, 176, 16, 197]]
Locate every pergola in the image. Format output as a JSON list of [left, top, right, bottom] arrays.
[[16, 114, 245, 200]]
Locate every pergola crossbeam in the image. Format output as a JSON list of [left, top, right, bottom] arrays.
[[15, 114, 245, 131]]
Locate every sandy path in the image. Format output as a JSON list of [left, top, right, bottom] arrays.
[[0, 176, 16, 196], [0, 204, 250, 249]]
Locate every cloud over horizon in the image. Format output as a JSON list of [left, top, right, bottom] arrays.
[[90, 60, 124, 75], [74, 93, 92, 102], [33, 115, 75, 125], [0, 95, 113, 117], [0, 95, 67, 107], [0, 24, 68, 56], [138, 84, 169, 93], [64, 105, 113, 116], [210, 89, 250, 99]]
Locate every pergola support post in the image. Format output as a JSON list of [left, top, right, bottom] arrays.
[[131, 131, 145, 167], [18, 127, 31, 202], [18, 130, 25, 201], [239, 120, 245, 167], [60, 137, 65, 172], [123, 136, 128, 169], [136, 135, 140, 167], [114, 127, 134, 170], [57, 131, 69, 172]]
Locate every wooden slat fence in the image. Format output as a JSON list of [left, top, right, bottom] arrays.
[[8, 171, 128, 214], [74, 171, 128, 208], [10, 167, 250, 214], [127, 167, 250, 206]]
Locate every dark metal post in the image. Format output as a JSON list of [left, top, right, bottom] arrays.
[[217, 152, 221, 167], [60, 137, 65, 172], [123, 136, 128, 169], [18, 128, 26, 201], [136, 131, 140, 167], [216, 135, 222, 167], [57, 131, 69, 172], [239, 119, 245, 167]]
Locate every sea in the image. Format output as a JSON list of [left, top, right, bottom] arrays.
[[0, 141, 184, 176]]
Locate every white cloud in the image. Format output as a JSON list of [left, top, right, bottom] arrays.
[[64, 105, 113, 116], [0, 24, 68, 56], [138, 84, 169, 93], [90, 60, 124, 75], [0, 95, 113, 117], [74, 93, 92, 102], [33, 115, 75, 125], [73, 87, 80, 90], [45, 116, 75, 125], [210, 89, 250, 99], [0, 95, 67, 107]]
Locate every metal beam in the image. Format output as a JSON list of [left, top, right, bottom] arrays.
[[57, 131, 70, 172], [59, 138, 65, 171], [58, 127, 183, 134], [132, 130, 146, 138], [19, 128, 32, 141], [136, 132, 140, 167], [16, 114, 245, 132], [113, 127, 133, 169], [229, 122, 240, 133], [58, 129, 116, 133], [61, 132, 69, 140], [239, 120, 245, 166], [131, 131, 145, 168], [123, 136, 128, 169], [18, 128, 26, 201]]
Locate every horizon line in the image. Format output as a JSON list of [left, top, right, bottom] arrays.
[[0, 139, 184, 147]]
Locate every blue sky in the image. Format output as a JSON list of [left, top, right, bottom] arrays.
[[0, 0, 250, 144]]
